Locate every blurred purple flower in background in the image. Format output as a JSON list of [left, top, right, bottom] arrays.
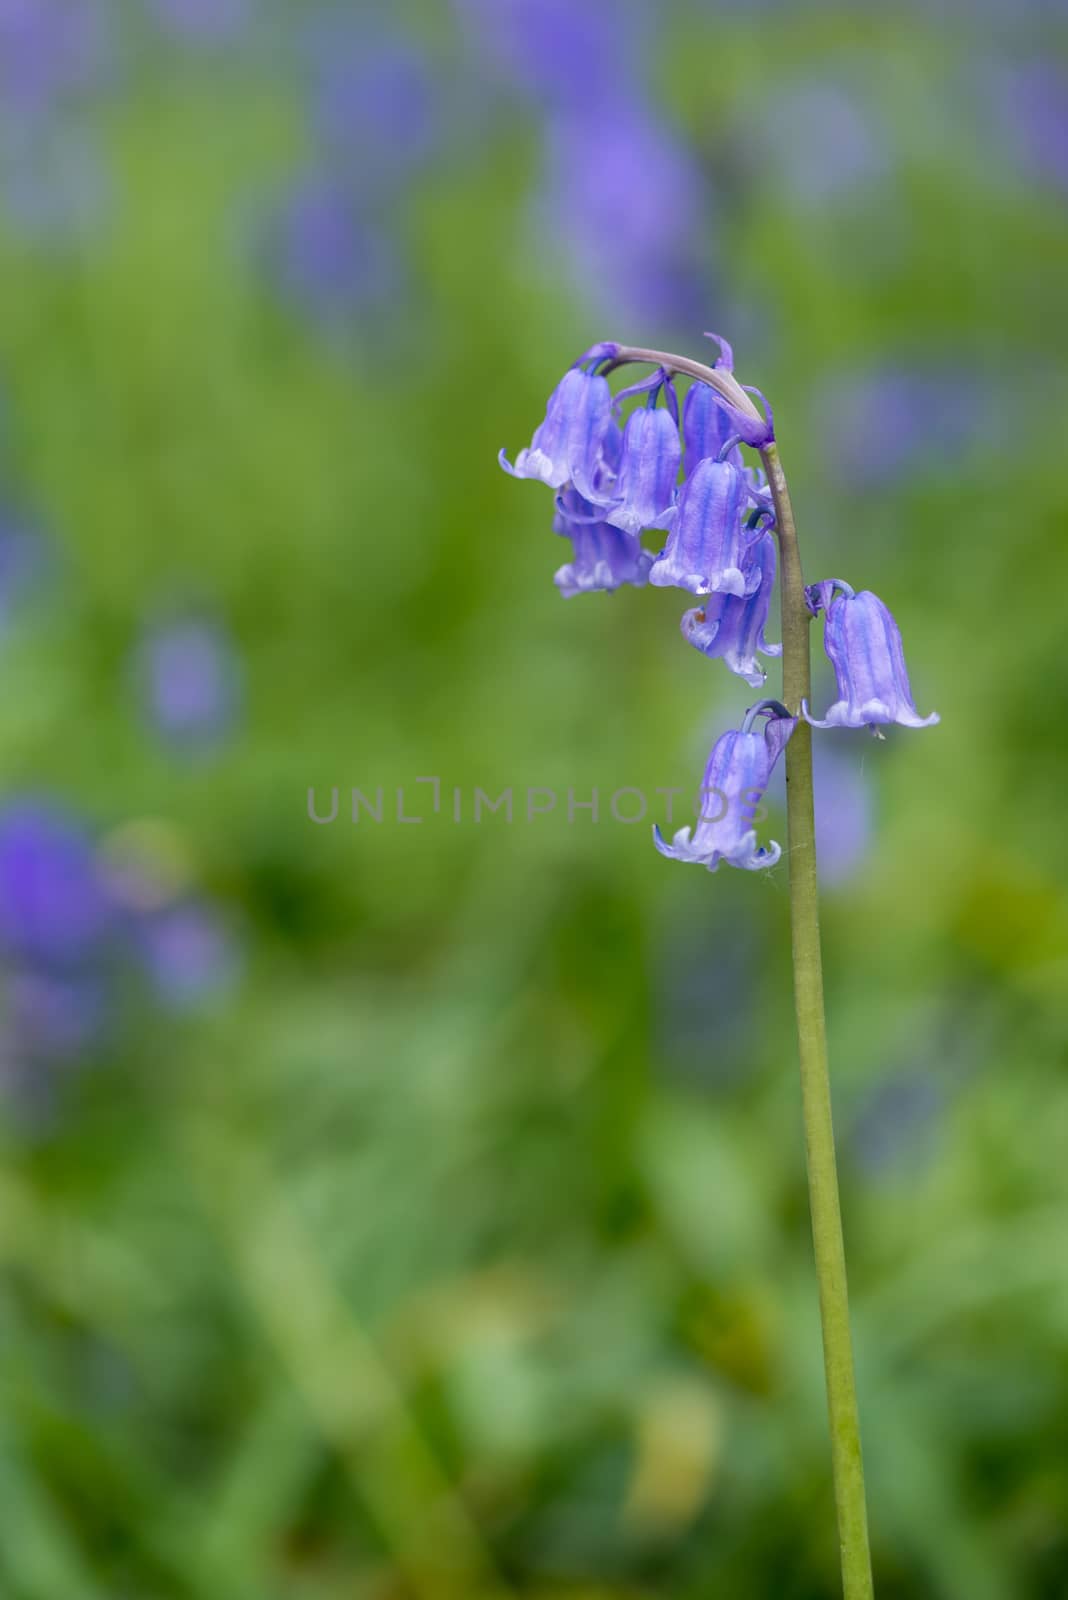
[[0, 512, 52, 631], [756, 76, 887, 203], [537, 106, 711, 327], [0, 802, 114, 1111], [0, 0, 112, 243], [450, 0, 634, 108], [817, 366, 990, 489], [310, 27, 438, 183], [850, 1068, 943, 1176], [137, 899, 239, 1012], [453, 0, 714, 330], [263, 21, 438, 327], [0, 803, 114, 969], [849, 995, 985, 1178], [269, 173, 397, 321], [813, 738, 873, 887], [148, 0, 251, 46], [0, 800, 241, 1116], [653, 902, 764, 1089], [0, 0, 106, 122], [767, 733, 873, 889], [138, 614, 242, 750], [987, 59, 1068, 195], [6, 969, 107, 1061]]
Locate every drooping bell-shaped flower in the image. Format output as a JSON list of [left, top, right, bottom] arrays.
[[654, 705, 796, 871], [683, 380, 742, 475], [553, 518, 653, 597], [680, 529, 782, 687], [552, 485, 599, 537], [604, 401, 680, 535], [805, 584, 939, 731], [648, 457, 758, 598], [553, 487, 651, 595], [499, 367, 619, 500]]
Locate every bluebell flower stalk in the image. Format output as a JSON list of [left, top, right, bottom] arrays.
[[500, 333, 944, 1600]]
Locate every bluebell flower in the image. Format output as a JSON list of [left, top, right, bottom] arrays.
[[648, 458, 760, 598], [680, 529, 781, 687], [500, 367, 620, 501], [654, 704, 795, 872], [553, 491, 652, 597], [683, 379, 742, 475], [805, 583, 939, 731], [604, 398, 680, 535]]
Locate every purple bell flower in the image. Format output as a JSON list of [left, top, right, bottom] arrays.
[[680, 529, 781, 688], [648, 458, 759, 598], [604, 401, 680, 535], [805, 583, 939, 732], [683, 380, 742, 475], [654, 704, 795, 872], [500, 367, 620, 501], [553, 510, 652, 598]]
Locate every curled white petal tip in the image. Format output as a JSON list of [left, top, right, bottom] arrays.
[[652, 823, 720, 870]]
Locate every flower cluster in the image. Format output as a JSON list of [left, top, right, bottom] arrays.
[[500, 339, 938, 873]]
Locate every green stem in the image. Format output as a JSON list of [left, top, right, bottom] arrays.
[[760, 441, 875, 1600]]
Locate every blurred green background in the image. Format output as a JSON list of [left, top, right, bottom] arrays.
[[1, 2, 1067, 1597]]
